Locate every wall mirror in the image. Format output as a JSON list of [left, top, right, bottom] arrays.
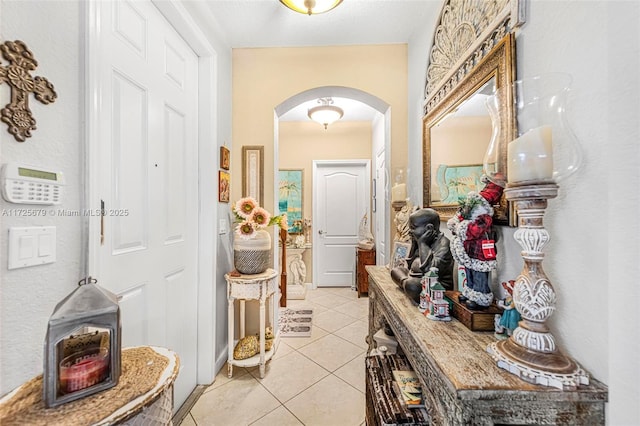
[[423, 33, 516, 224]]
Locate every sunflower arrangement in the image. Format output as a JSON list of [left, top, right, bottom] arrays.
[[232, 197, 287, 239]]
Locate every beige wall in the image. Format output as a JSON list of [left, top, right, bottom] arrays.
[[279, 121, 373, 278], [231, 45, 408, 214], [280, 121, 373, 224]]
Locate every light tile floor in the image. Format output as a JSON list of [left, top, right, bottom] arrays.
[[181, 287, 369, 426]]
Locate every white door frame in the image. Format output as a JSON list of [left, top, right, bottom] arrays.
[[84, 0, 220, 384], [311, 159, 371, 288]]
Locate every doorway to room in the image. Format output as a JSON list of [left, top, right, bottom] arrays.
[[274, 86, 391, 290]]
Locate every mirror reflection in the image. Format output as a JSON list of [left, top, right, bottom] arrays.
[[423, 33, 515, 225], [430, 78, 495, 206]]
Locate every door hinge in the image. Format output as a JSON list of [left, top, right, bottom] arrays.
[[100, 199, 105, 246]]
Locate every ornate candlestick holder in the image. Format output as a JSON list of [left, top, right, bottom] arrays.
[[484, 73, 588, 389], [487, 183, 588, 389]]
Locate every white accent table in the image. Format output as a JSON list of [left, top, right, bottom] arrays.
[[225, 268, 279, 379]]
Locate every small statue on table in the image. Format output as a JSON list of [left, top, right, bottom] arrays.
[[447, 178, 503, 310], [390, 208, 454, 304], [494, 280, 521, 339]]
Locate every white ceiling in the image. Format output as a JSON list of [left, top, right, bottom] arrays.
[[183, 0, 442, 121]]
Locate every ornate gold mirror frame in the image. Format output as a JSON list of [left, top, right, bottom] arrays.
[[423, 34, 515, 224], [422, 0, 525, 225]]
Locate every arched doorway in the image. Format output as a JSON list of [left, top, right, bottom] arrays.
[[274, 86, 391, 290]]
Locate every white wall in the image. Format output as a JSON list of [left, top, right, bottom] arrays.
[[0, 0, 84, 394], [179, 0, 235, 377], [407, 1, 640, 424], [0, 0, 234, 394], [407, 6, 439, 207]]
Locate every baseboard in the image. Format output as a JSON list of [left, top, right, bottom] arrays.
[[215, 347, 228, 377], [172, 385, 206, 425]]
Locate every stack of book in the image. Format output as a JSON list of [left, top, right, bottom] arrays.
[[392, 370, 424, 408]]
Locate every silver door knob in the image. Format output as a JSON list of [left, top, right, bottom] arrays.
[[318, 230, 324, 235]]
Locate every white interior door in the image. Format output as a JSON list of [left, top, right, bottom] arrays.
[[374, 148, 386, 266], [92, 0, 198, 410], [313, 160, 370, 287]]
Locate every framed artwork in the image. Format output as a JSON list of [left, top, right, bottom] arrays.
[[220, 146, 230, 170], [278, 169, 303, 233], [391, 241, 411, 270], [242, 146, 264, 205], [434, 164, 484, 205], [219, 170, 230, 203]]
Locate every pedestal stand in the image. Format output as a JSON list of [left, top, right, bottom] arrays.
[[487, 183, 589, 390]]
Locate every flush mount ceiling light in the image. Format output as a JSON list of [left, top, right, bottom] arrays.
[[308, 98, 344, 129], [279, 0, 343, 16]]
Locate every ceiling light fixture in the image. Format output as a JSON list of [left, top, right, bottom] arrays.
[[279, 0, 343, 16], [308, 98, 344, 129]]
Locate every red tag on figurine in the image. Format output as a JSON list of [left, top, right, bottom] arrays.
[[482, 240, 496, 259]]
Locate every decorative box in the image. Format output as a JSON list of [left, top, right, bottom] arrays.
[[445, 290, 503, 331]]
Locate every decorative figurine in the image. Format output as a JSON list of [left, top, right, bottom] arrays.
[[358, 213, 375, 250], [447, 178, 503, 310], [393, 199, 415, 243], [391, 208, 454, 304], [423, 267, 451, 321], [494, 280, 521, 340], [419, 274, 430, 313]]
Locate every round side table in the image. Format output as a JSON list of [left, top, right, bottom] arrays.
[[225, 268, 280, 378]]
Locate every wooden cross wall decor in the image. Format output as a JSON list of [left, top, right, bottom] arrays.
[[0, 40, 57, 142]]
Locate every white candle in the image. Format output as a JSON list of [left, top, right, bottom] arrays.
[[391, 183, 407, 202], [507, 126, 554, 183]]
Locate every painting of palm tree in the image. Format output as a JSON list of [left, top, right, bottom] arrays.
[[279, 169, 303, 233]]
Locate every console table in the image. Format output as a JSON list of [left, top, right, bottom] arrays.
[[366, 266, 608, 425], [225, 268, 279, 379]]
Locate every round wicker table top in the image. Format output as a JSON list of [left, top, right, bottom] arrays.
[[0, 346, 179, 426]]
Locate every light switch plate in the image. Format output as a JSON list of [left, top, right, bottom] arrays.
[[219, 218, 229, 235], [8, 226, 56, 269]]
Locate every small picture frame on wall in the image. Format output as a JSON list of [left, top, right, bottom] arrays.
[[219, 170, 230, 203], [242, 145, 264, 205], [220, 146, 230, 170]]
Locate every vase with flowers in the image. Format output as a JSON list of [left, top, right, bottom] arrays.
[[232, 197, 287, 275]]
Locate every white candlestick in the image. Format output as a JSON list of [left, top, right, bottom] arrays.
[[507, 126, 554, 183], [391, 183, 406, 202]]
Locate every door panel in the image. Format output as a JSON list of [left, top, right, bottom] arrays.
[[95, 0, 198, 411], [164, 105, 186, 243], [314, 161, 370, 287], [111, 71, 149, 254], [118, 284, 149, 347]]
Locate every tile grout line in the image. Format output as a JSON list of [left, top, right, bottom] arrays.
[[187, 288, 368, 426]]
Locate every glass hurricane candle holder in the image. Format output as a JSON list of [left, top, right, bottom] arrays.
[[486, 73, 589, 390], [483, 86, 511, 188], [509, 73, 582, 185]]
